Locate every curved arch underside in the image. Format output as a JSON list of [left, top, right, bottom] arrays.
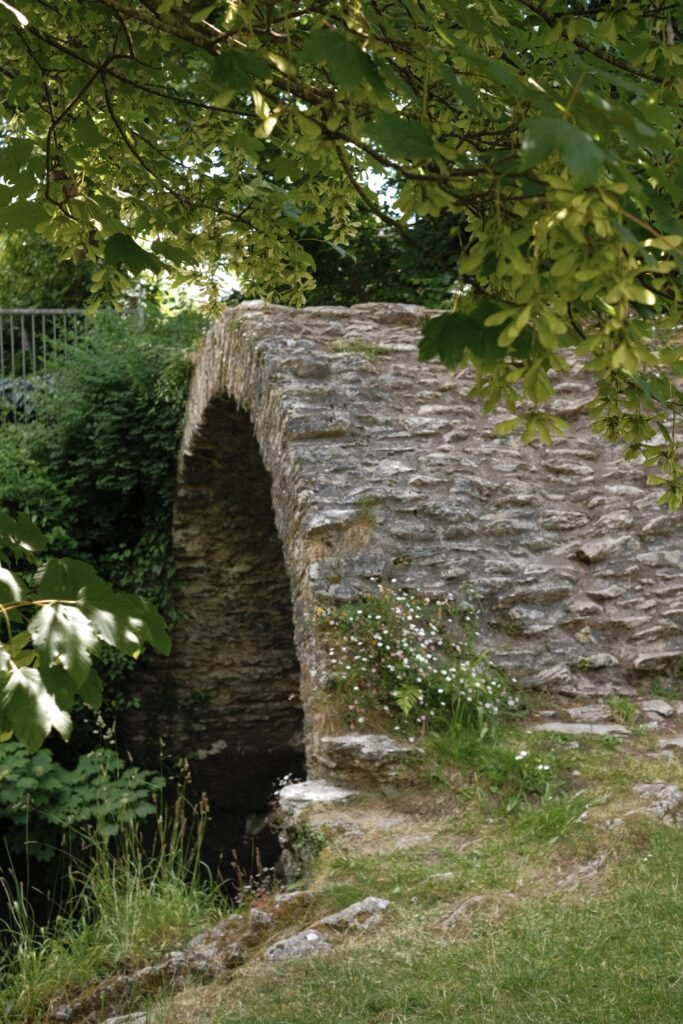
[[158, 396, 304, 861]]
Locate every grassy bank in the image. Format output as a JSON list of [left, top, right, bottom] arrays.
[[150, 718, 683, 1024]]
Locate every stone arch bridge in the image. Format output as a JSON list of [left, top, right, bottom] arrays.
[[132, 302, 682, 853]]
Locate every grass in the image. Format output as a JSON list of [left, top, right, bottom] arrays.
[[155, 814, 683, 1024], [606, 695, 640, 727], [145, 708, 683, 1024], [220, 837, 683, 1024], [6, 705, 683, 1024], [328, 339, 389, 360], [0, 798, 229, 1024]]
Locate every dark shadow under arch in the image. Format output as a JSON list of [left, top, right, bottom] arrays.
[[165, 396, 305, 867]]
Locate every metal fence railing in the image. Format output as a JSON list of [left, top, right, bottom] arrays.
[[0, 308, 88, 422]]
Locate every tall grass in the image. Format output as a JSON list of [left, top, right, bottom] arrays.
[[0, 793, 228, 1024]]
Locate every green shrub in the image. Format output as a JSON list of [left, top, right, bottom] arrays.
[[0, 741, 163, 862], [0, 306, 203, 763], [0, 232, 92, 309], [0, 306, 203, 675]]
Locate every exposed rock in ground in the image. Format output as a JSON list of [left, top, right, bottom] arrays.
[[639, 699, 674, 718], [317, 733, 420, 783], [439, 895, 487, 930], [55, 884, 372, 1020], [657, 736, 683, 751], [51, 918, 246, 1023], [556, 854, 608, 890], [103, 1015, 148, 1024], [566, 704, 612, 723], [632, 783, 683, 825], [264, 896, 390, 961], [265, 929, 333, 961], [316, 897, 390, 933], [527, 722, 630, 737], [277, 780, 356, 819]]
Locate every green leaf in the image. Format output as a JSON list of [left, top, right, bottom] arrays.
[[519, 117, 560, 170], [421, 300, 516, 369], [419, 313, 470, 369], [301, 29, 386, 95], [0, 666, 72, 752], [0, 510, 47, 556], [136, 596, 172, 655], [366, 111, 436, 161], [104, 233, 162, 275], [211, 48, 270, 91], [79, 665, 103, 710], [0, 567, 22, 604], [35, 557, 99, 600], [0, 201, 48, 231], [560, 124, 606, 188], [78, 580, 170, 656], [151, 239, 191, 265], [29, 604, 96, 684], [39, 664, 79, 711], [73, 117, 104, 149], [520, 117, 606, 187], [0, 137, 33, 177], [495, 417, 524, 437], [190, 3, 216, 22]]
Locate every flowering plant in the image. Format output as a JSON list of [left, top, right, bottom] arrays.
[[320, 586, 518, 738]]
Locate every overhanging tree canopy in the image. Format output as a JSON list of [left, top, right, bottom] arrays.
[[1, 0, 682, 502]]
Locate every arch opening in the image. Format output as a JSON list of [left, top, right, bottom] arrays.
[[168, 396, 305, 870]]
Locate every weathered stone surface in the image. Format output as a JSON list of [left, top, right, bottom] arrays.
[[277, 780, 356, 818], [126, 303, 682, 857], [440, 895, 487, 930], [247, 908, 274, 933], [639, 699, 674, 718], [316, 897, 389, 932], [634, 650, 683, 673], [265, 895, 390, 961], [103, 1015, 147, 1024], [265, 929, 333, 961], [273, 890, 315, 910], [318, 734, 420, 783], [527, 722, 630, 737], [566, 704, 612, 724], [556, 854, 607, 890], [632, 783, 683, 825], [657, 736, 683, 751], [50, 919, 244, 1022]]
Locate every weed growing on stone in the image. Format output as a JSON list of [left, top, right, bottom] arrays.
[[320, 586, 519, 739], [607, 695, 639, 727], [329, 339, 389, 361]]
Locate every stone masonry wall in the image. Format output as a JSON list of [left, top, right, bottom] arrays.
[[139, 301, 682, 816]]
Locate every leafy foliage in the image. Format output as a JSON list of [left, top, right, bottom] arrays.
[[0, 1, 681, 499], [321, 586, 519, 738], [0, 509, 170, 750], [0, 231, 92, 309], [0, 310, 200, 610], [0, 309, 201, 751], [0, 739, 163, 860], [0, 789, 221, 1024], [305, 214, 460, 308]]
